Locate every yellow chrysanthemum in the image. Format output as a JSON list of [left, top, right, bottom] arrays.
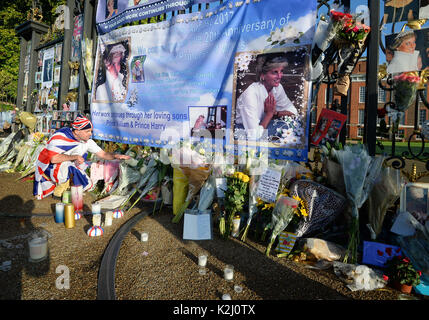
[[241, 174, 250, 183]]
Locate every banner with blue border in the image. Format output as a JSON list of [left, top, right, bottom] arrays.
[[91, 0, 317, 161]]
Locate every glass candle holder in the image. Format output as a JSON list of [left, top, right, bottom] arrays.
[[224, 265, 234, 281]]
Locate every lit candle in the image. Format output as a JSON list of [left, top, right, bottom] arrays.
[[198, 254, 207, 267], [62, 190, 71, 204], [92, 214, 102, 226], [224, 265, 234, 281], [92, 203, 101, 215], [141, 232, 149, 242], [105, 211, 113, 226], [28, 237, 48, 262], [55, 203, 65, 223]]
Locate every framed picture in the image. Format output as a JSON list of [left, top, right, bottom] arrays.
[[310, 108, 347, 146], [400, 182, 429, 225], [35, 72, 42, 84]]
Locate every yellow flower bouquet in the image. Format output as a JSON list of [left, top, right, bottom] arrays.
[[220, 171, 250, 238]]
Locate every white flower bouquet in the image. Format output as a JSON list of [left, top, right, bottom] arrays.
[[336, 144, 384, 263]]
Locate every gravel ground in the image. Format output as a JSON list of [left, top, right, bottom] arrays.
[[0, 172, 426, 301]]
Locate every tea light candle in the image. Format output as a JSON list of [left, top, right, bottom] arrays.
[[222, 294, 231, 300], [62, 190, 71, 204], [198, 254, 207, 267], [55, 203, 65, 223], [92, 203, 101, 215], [141, 232, 149, 242], [28, 237, 48, 262], [92, 214, 101, 226], [104, 211, 113, 226], [224, 265, 234, 281]]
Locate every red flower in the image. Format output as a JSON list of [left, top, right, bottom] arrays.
[[402, 257, 410, 263], [352, 26, 359, 33], [383, 275, 389, 281], [417, 271, 422, 276], [377, 107, 387, 118]]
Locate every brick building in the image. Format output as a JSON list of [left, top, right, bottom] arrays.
[[313, 58, 429, 141]]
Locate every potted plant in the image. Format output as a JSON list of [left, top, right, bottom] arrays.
[[384, 255, 421, 294]]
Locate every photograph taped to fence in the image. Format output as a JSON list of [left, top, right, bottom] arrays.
[[93, 39, 130, 103], [385, 28, 429, 74], [90, 0, 317, 161], [231, 47, 312, 160]]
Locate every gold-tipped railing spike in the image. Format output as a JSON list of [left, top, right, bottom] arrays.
[[401, 163, 429, 183], [378, 63, 388, 80], [401, 19, 427, 31], [418, 68, 429, 90]]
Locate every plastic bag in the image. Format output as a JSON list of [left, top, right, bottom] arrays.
[[298, 238, 346, 261], [333, 261, 387, 291]]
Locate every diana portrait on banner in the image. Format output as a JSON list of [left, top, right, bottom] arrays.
[[232, 48, 310, 151], [94, 40, 130, 103]]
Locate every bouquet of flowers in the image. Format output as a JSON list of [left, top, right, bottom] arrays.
[[389, 72, 421, 130], [171, 142, 211, 223], [220, 171, 250, 238], [265, 195, 300, 256], [336, 144, 384, 263]]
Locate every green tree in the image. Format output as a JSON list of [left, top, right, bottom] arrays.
[[0, 0, 64, 102]]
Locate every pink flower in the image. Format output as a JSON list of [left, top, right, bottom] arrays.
[[402, 257, 410, 263]]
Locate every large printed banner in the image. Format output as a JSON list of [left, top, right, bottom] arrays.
[[96, 0, 218, 34], [91, 0, 317, 161]]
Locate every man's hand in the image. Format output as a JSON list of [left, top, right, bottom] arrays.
[[114, 154, 131, 160], [74, 155, 85, 165]]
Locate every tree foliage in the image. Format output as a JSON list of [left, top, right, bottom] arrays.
[[0, 0, 64, 101]]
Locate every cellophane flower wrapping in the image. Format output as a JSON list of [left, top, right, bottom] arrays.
[[170, 143, 211, 223], [114, 161, 141, 195], [198, 175, 216, 211], [336, 144, 384, 263], [393, 72, 419, 112], [266, 196, 299, 256], [365, 166, 403, 239]]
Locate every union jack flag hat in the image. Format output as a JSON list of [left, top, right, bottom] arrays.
[[72, 114, 93, 131]]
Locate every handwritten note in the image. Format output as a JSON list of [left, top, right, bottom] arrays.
[[183, 209, 212, 240], [256, 168, 282, 203]]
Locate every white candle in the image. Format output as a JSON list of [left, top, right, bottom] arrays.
[[224, 265, 234, 281], [198, 254, 207, 267], [92, 203, 101, 215], [222, 294, 231, 300], [105, 211, 113, 226], [141, 232, 149, 242], [28, 237, 48, 261], [92, 214, 101, 226]]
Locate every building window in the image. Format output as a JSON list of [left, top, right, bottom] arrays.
[[359, 86, 366, 103], [378, 87, 386, 103], [420, 109, 427, 126], [357, 109, 365, 136]]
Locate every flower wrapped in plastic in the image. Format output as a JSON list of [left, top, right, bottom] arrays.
[[336, 144, 384, 263], [265, 195, 299, 256], [171, 143, 211, 223], [197, 175, 216, 211], [365, 167, 403, 240]]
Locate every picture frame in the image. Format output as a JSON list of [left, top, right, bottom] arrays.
[[400, 182, 429, 225], [310, 108, 347, 146]]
